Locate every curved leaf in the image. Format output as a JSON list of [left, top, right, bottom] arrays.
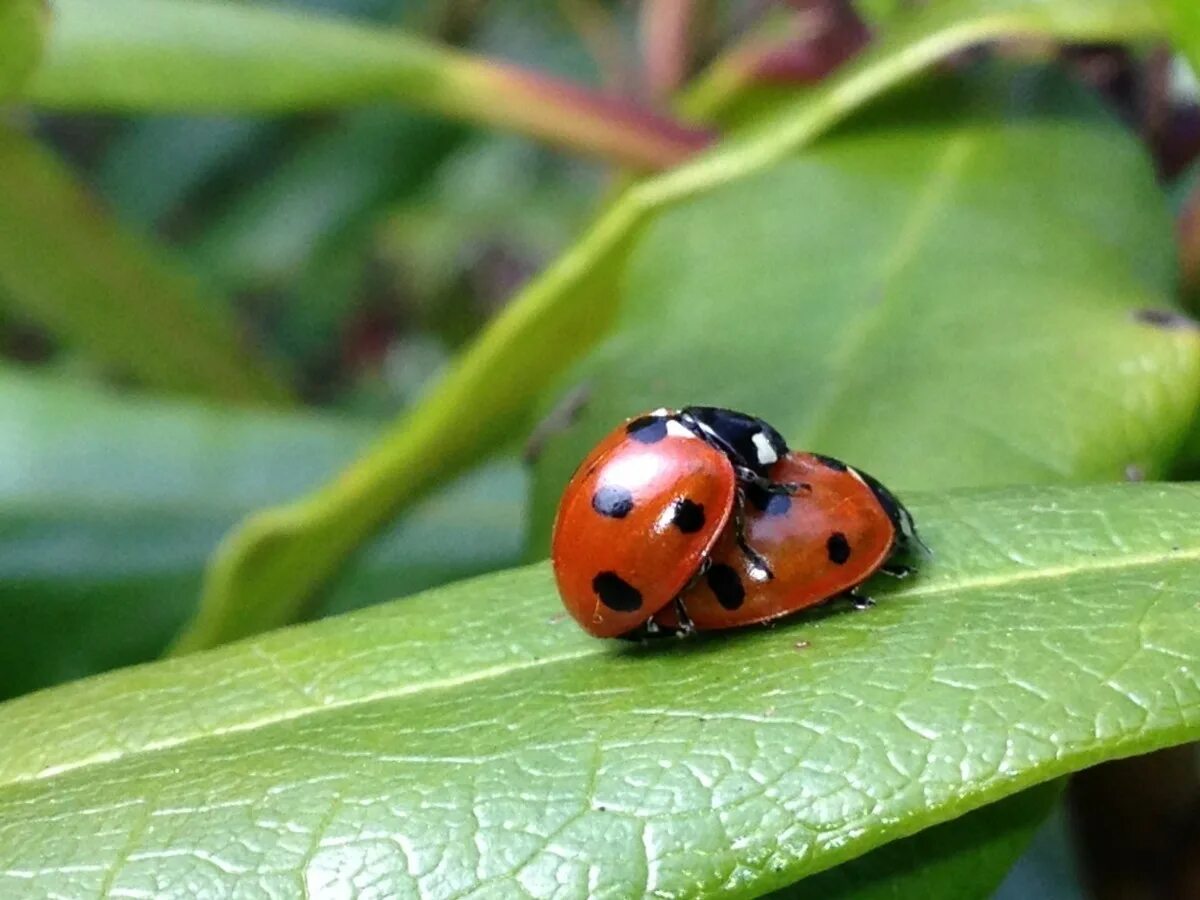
[[0, 0, 44, 98], [179, 0, 1162, 652], [2, 483, 1200, 897], [527, 70, 1200, 545], [0, 126, 291, 404]]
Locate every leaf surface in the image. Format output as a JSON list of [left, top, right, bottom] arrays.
[[2, 483, 1199, 898]]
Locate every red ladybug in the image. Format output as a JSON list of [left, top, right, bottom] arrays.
[[551, 407, 795, 637], [551, 407, 924, 638], [653, 451, 922, 632]]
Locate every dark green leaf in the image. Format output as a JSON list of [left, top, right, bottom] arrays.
[[96, 116, 277, 227], [771, 783, 1061, 900], [189, 108, 465, 293]]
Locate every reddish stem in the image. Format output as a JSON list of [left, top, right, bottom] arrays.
[[640, 0, 699, 103], [753, 0, 870, 85], [475, 61, 715, 170]]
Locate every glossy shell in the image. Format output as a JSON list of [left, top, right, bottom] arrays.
[[657, 452, 898, 630], [551, 416, 737, 638]]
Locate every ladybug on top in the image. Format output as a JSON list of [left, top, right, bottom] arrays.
[[551, 406, 924, 638]]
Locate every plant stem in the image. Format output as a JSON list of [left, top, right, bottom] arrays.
[[443, 58, 714, 170], [680, 0, 869, 122]]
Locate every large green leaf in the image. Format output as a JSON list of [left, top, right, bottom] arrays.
[[178, 0, 1163, 653], [0, 126, 290, 404], [0, 0, 44, 97], [2, 483, 1200, 897], [0, 369, 523, 699], [528, 71, 1200, 545]]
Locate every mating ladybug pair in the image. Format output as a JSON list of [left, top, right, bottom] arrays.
[[551, 406, 924, 638]]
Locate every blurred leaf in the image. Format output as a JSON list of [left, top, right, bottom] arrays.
[[3, 484, 1200, 897], [0, 368, 523, 700], [1157, 0, 1200, 74], [96, 116, 278, 227], [1170, 415, 1200, 479], [190, 108, 465, 292], [993, 801, 1087, 900], [0, 0, 44, 97], [772, 783, 1061, 900], [27, 0, 457, 111], [528, 70, 1200, 543], [25, 0, 705, 169], [179, 0, 1159, 654], [0, 125, 291, 404]]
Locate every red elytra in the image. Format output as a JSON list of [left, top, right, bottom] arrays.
[[654, 452, 905, 631], [550, 412, 738, 638]]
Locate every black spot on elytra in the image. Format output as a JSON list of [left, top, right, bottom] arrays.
[[706, 563, 745, 610], [671, 498, 705, 533], [826, 532, 851, 565], [812, 453, 848, 472], [592, 484, 634, 518], [626, 415, 668, 443], [592, 572, 642, 611]]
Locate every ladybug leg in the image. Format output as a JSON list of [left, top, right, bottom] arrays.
[[848, 588, 875, 610], [880, 563, 914, 579], [733, 489, 774, 582], [670, 597, 695, 636]]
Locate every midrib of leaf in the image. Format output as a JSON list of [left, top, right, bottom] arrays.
[[7, 536, 1200, 793], [794, 131, 979, 453]]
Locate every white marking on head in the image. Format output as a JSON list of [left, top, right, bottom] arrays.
[[665, 419, 696, 439], [650, 407, 670, 417], [752, 432, 778, 466]]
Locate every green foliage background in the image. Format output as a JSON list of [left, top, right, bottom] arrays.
[[1, 0, 1200, 897]]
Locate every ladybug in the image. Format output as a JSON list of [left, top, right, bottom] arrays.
[[652, 451, 923, 633], [551, 407, 799, 638]]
